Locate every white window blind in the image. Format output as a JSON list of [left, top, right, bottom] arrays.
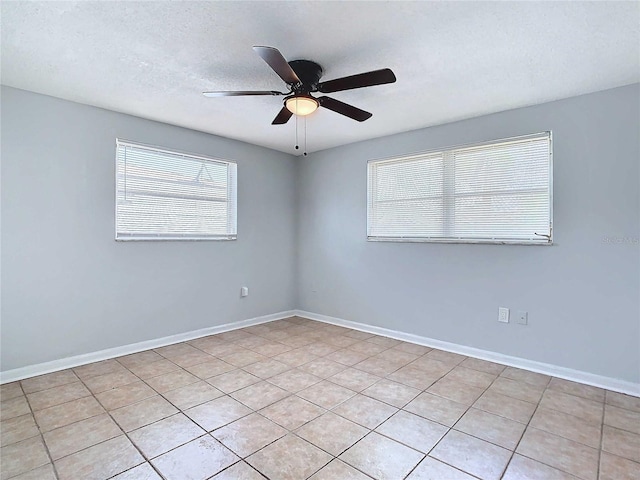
[[115, 140, 237, 240], [367, 132, 552, 244]]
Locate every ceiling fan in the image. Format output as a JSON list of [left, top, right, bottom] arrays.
[[203, 46, 397, 125]]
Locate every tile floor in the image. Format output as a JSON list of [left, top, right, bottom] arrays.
[[1, 317, 639, 480]]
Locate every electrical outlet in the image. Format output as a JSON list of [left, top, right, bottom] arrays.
[[498, 307, 510, 323], [240, 286, 249, 297], [517, 311, 528, 325]]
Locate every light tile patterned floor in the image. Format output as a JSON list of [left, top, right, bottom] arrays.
[[1, 317, 639, 480]]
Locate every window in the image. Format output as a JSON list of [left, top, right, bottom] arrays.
[[115, 140, 237, 240], [367, 132, 552, 244]]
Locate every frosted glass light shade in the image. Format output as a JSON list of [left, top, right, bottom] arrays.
[[285, 96, 318, 116]]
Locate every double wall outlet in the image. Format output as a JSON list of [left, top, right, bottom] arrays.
[[498, 307, 510, 323]]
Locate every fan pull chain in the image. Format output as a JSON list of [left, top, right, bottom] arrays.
[[294, 105, 299, 151], [303, 117, 307, 156]]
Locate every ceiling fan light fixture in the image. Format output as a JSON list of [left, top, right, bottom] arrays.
[[204, 46, 395, 125], [285, 95, 318, 116]]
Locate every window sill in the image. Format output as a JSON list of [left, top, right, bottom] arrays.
[[367, 236, 552, 245], [116, 236, 237, 241]]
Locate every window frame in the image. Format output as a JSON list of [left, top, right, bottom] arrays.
[[366, 132, 553, 245], [115, 139, 238, 241]]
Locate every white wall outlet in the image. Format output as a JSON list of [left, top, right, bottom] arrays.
[[240, 286, 249, 297], [498, 307, 510, 323], [517, 311, 528, 325]]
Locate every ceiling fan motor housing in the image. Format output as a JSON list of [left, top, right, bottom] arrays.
[[288, 60, 323, 93]]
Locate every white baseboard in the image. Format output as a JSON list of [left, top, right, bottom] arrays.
[[4, 308, 638, 397], [295, 309, 640, 397], [0, 310, 296, 384]]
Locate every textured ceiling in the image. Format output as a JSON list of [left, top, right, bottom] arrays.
[[1, 1, 638, 155]]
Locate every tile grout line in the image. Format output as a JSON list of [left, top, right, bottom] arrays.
[[596, 398, 605, 480], [6, 317, 638, 480], [12, 381, 62, 480], [496, 376, 550, 480], [73, 368, 169, 480], [406, 366, 563, 477], [37, 356, 228, 478], [103, 340, 299, 478], [249, 347, 618, 479], [411, 363, 509, 480], [23, 384, 59, 479], [197, 326, 341, 476], [221, 334, 491, 479], [312, 351, 483, 479], [147, 331, 318, 475], [507, 379, 605, 480], [4, 359, 572, 479], [210, 322, 382, 478], [114, 353, 252, 479], [15, 351, 413, 480]]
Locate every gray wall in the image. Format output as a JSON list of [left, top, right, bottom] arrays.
[[297, 84, 640, 383], [1, 86, 297, 370], [3, 84, 639, 384]]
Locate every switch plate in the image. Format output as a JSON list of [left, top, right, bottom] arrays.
[[517, 311, 528, 325], [498, 307, 510, 323], [240, 286, 249, 297]]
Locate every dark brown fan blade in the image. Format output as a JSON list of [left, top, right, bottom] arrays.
[[272, 106, 293, 125], [203, 91, 284, 97], [253, 46, 301, 85], [317, 68, 396, 93], [318, 96, 372, 122]]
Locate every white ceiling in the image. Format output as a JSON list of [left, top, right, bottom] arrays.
[[2, 1, 638, 155]]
